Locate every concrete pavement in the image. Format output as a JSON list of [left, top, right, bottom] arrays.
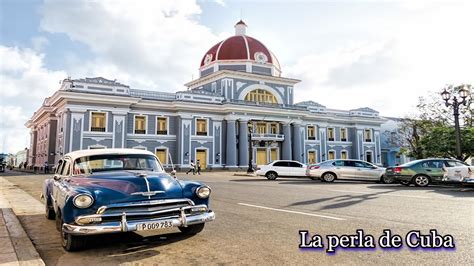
[[0, 173, 45, 266]]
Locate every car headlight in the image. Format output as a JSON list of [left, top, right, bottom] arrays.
[[195, 186, 211, 199], [73, 194, 94, 208]]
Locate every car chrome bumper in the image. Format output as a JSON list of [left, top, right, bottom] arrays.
[[63, 204, 215, 236]]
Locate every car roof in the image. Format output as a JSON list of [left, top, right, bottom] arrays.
[[273, 160, 303, 163], [64, 148, 155, 161]]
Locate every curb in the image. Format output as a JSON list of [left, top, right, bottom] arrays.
[[2, 208, 45, 266]]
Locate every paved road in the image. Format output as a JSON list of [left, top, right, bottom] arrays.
[[1, 170, 473, 265]]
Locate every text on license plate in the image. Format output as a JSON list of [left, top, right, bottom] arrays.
[[137, 220, 174, 231]]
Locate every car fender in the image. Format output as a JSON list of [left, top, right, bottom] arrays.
[[178, 180, 210, 206]]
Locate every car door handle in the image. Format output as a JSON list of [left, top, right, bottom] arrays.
[[336, 167, 341, 169], [357, 169, 362, 171], [426, 169, 432, 172]]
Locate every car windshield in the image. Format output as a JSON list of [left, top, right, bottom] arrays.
[[73, 154, 164, 175]]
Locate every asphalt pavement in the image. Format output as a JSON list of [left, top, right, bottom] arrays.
[[0, 170, 473, 265]]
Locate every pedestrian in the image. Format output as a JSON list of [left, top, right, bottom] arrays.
[[186, 160, 196, 175], [44, 161, 49, 174], [196, 159, 201, 175]]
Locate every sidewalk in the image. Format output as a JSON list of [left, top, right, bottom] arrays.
[[0, 177, 45, 266]]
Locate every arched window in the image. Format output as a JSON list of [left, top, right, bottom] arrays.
[[244, 89, 277, 104]]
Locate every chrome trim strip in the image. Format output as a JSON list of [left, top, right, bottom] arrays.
[[96, 198, 195, 214], [82, 204, 207, 220], [131, 191, 166, 197]]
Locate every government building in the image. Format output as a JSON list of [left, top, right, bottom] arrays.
[[26, 21, 386, 170]]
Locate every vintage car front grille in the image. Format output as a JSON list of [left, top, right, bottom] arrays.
[[96, 199, 195, 222]]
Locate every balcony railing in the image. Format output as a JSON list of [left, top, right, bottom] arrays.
[[91, 127, 106, 132], [251, 133, 284, 141], [156, 130, 168, 135], [135, 129, 146, 134]]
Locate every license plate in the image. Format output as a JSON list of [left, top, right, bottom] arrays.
[[137, 220, 174, 231]]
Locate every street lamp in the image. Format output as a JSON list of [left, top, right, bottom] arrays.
[[247, 122, 254, 173], [441, 84, 471, 160]]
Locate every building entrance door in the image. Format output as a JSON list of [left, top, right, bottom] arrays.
[[256, 149, 267, 165], [308, 151, 316, 164], [270, 148, 278, 162], [196, 149, 207, 169]]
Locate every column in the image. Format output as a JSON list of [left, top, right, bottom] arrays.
[[319, 127, 327, 161], [374, 130, 381, 165], [292, 123, 302, 162], [238, 120, 249, 167], [177, 116, 192, 165], [226, 119, 237, 167], [282, 123, 292, 160], [69, 111, 84, 152], [112, 112, 126, 148], [356, 128, 364, 160], [213, 119, 223, 166]]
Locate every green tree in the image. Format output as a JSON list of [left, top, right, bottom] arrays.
[[397, 86, 473, 161]]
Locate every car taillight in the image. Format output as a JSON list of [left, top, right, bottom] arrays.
[[309, 165, 320, 170], [394, 167, 402, 173]]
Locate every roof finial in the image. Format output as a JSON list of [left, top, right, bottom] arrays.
[[235, 19, 247, 36]]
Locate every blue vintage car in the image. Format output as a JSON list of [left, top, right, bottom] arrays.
[[41, 148, 215, 251]]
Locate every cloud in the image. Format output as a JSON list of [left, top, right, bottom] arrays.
[[0, 45, 67, 153], [39, 0, 221, 91], [286, 2, 474, 117]]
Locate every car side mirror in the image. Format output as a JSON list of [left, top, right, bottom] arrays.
[[53, 174, 61, 181], [170, 170, 177, 178]]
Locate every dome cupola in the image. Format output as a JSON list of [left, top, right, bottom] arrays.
[[199, 20, 281, 77]]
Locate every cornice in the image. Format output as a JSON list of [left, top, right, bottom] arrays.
[[184, 70, 300, 88]]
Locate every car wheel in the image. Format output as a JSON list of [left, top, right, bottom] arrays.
[[265, 171, 278, 180], [179, 223, 205, 235], [380, 175, 394, 184], [413, 175, 430, 187], [61, 224, 87, 251], [322, 172, 336, 182], [44, 196, 55, 220]]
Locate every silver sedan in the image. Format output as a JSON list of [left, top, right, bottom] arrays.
[[306, 159, 391, 183]]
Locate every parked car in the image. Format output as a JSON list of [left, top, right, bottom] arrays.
[[256, 160, 307, 180], [41, 148, 215, 251], [385, 158, 469, 187], [442, 161, 474, 182], [306, 159, 388, 183]]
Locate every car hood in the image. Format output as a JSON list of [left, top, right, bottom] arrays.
[[69, 170, 183, 204]]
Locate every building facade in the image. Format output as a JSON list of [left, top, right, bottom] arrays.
[[26, 21, 386, 169]]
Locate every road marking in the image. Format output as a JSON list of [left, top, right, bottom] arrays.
[[328, 189, 431, 199], [238, 203, 346, 221]]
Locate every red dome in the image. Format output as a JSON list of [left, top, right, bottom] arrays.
[[200, 35, 274, 67]]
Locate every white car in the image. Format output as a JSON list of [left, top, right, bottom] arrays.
[[306, 159, 388, 183], [256, 160, 307, 180], [442, 161, 474, 182]]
